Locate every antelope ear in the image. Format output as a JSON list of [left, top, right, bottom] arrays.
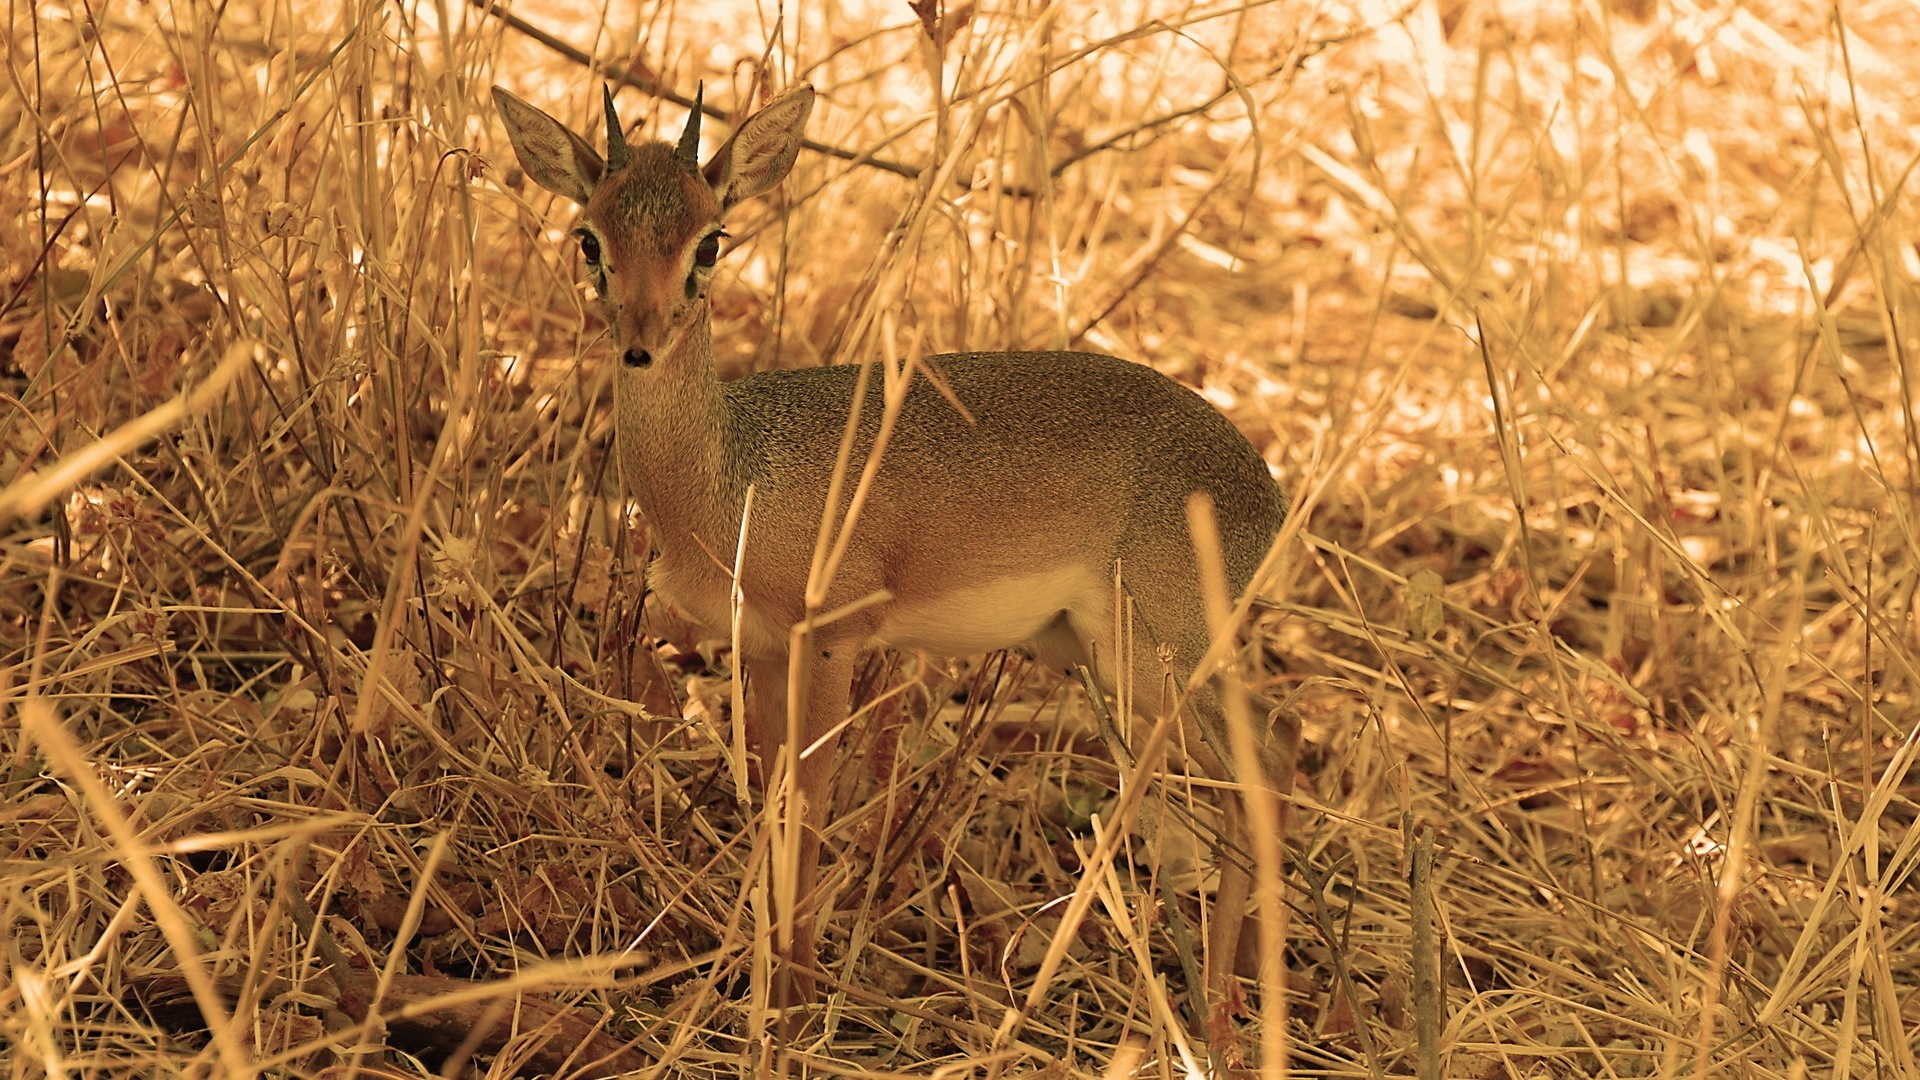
[[492, 86, 604, 204], [703, 85, 815, 211]]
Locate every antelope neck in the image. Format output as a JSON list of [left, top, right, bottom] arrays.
[[614, 322, 747, 553]]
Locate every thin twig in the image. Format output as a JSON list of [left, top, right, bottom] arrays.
[[472, 0, 925, 181]]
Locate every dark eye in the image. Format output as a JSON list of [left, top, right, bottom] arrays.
[[576, 230, 601, 265], [694, 233, 722, 269]]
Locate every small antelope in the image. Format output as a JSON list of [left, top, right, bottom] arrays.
[[493, 82, 1294, 1019]]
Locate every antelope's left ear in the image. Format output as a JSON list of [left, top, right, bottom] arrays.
[[703, 85, 815, 211]]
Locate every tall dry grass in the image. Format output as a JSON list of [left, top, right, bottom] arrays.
[[3, 0, 1917, 1076]]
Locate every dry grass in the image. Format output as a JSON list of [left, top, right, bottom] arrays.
[[4, 0, 1919, 1076]]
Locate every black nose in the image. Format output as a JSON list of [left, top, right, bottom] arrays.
[[622, 348, 653, 368]]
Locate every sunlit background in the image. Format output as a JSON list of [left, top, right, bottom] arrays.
[[4, 0, 1918, 1074]]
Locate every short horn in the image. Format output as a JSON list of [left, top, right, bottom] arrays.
[[603, 85, 630, 172], [676, 82, 704, 170]]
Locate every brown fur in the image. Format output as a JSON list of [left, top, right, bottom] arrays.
[[493, 83, 1294, 1030]]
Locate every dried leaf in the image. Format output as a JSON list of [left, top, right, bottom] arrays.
[[1405, 567, 1445, 640]]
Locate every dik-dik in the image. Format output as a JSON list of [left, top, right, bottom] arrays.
[[493, 81, 1294, 1016]]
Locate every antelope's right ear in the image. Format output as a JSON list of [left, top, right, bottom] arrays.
[[492, 86, 604, 205]]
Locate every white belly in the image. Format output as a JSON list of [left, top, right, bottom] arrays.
[[872, 564, 1103, 657]]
